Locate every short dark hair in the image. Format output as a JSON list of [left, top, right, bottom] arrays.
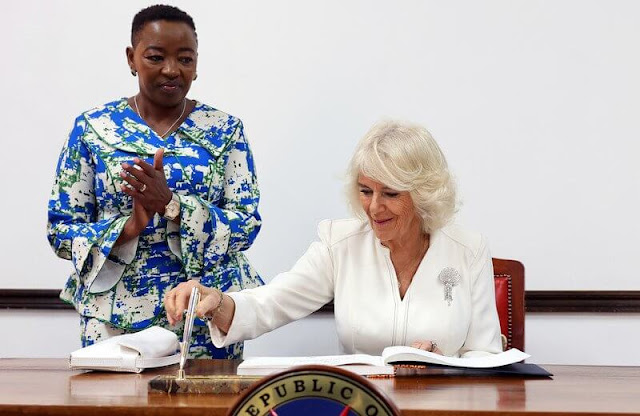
[[131, 4, 197, 46]]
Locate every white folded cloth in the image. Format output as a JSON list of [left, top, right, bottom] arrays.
[[69, 326, 180, 373]]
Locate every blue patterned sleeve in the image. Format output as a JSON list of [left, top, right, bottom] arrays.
[[176, 123, 261, 277], [47, 116, 129, 290]]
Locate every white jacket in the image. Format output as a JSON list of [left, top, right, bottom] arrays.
[[210, 218, 502, 357]]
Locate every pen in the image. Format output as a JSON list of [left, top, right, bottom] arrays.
[[178, 286, 200, 379]]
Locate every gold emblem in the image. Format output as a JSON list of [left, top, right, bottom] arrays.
[[228, 365, 399, 416]]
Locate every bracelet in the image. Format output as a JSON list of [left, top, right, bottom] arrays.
[[202, 288, 224, 322]]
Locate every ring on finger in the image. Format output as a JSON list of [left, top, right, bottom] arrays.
[[429, 341, 438, 352], [140, 184, 147, 193]]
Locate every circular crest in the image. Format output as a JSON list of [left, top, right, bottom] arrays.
[[227, 365, 399, 416]]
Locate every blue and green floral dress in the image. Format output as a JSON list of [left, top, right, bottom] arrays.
[[47, 98, 263, 358]]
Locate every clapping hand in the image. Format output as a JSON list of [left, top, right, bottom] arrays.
[[116, 148, 172, 244], [120, 148, 173, 215]]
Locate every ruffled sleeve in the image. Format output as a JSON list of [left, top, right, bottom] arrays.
[[47, 116, 132, 293], [171, 122, 261, 277]]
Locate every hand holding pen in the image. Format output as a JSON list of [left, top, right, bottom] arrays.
[[178, 286, 200, 378], [164, 280, 236, 336]]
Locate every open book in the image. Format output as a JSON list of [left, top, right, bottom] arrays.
[[237, 347, 530, 376], [383, 346, 530, 368], [69, 326, 180, 373]]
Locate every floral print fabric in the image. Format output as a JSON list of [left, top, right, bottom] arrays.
[[48, 98, 262, 356]]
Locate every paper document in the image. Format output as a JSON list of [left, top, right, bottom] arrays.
[[237, 354, 392, 376]]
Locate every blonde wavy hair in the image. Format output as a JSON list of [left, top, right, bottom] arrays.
[[347, 120, 457, 233]]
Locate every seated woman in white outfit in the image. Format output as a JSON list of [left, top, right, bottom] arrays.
[[164, 120, 502, 357]]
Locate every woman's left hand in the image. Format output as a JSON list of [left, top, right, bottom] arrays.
[[411, 340, 443, 355], [120, 148, 173, 214]]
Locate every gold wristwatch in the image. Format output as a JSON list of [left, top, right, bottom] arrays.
[[163, 193, 180, 221]]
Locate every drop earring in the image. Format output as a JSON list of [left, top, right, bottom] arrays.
[[193, 74, 198, 81], [131, 69, 137, 76]]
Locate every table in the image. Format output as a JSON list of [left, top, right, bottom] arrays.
[[1, 359, 639, 415]]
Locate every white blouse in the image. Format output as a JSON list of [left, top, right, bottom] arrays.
[[210, 218, 502, 357]]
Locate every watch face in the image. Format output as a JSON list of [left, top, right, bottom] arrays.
[[165, 199, 180, 219], [229, 365, 399, 416]]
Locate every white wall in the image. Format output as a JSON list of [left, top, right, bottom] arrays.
[[1, 310, 639, 366], [2, 0, 640, 291], [1, 1, 639, 364]]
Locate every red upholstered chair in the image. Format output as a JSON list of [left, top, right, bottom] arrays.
[[492, 258, 525, 351]]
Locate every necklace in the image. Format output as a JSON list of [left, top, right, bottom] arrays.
[[394, 234, 430, 283], [134, 95, 187, 138]]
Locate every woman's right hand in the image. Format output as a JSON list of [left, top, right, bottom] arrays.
[[164, 280, 234, 333], [164, 280, 214, 326]]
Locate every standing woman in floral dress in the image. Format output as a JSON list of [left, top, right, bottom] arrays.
[[47, 4, 262, 358]]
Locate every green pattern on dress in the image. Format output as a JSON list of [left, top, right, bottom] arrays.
[[48, 98, 263, 357]]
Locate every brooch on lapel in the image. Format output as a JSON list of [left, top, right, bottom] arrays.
[[438, 267, 461, 306]]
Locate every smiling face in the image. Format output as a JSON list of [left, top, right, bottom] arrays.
[[127, 20, 197, 108], [358, 174, 423, 246]]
